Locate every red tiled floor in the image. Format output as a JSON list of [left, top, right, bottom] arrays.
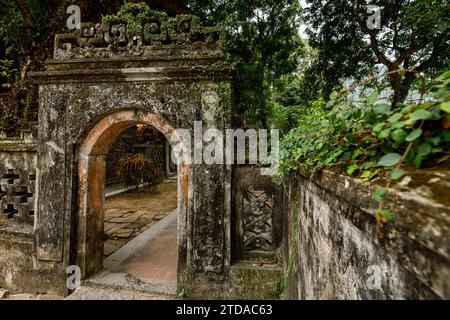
[[113, 219, 178, 283]]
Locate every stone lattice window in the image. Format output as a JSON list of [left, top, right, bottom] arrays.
[[0, 168, 35, 225]]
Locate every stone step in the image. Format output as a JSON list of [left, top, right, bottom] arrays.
[[85, 271, 178, 296], [66, 271, 178, 300], [66, 284, 177, 300]]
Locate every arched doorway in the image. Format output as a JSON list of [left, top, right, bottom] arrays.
[[31, 12, 234, 296], [74, 109, 190, 287]]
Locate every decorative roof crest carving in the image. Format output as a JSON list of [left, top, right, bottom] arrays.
[[54, 3, 224, 60]]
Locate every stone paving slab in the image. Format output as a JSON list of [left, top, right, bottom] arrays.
[[113, 218, 177, 284], [103, 180, 177, 258]]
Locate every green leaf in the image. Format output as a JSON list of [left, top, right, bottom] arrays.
[[443, 130, 450, 142], [405, 149, 414, 162], [431, 111, 441, 121], [346, 164, 359, 176], [388, 112, 402, 124], [372, 188, 387, 201], [410, 109, 433, 121], [378, 210, 394, 222], [360, 170, 377, 181], [347, 134, 357, 144], [178, 288, 186, 299], [373, 102, 391, 115], [389, 168, 405, 180], [429, 136, 441, 146], [378, 129, 391, 139], [392, 121, 406, 129], [352, 149, 363, 159], [391, 129, 406, 143], [440, 101, 450, 113], [330, 91, 339, 100], [435, 88, 449, 100], [367, 91, 380, 104], [377, 153, 402, 167], [418, 143, 432, 157], [343, 151, 352, 161], [405, 129, 423, 142], [401, 106, 413, 114], [413, 154, 423, 168], [338, 110, 352, 119], [438, 70, 450, 80], [373, 123, 384, 133]]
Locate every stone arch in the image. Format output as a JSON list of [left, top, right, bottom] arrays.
[[30, 11, 234, 296], [75, 109, 191, 281]]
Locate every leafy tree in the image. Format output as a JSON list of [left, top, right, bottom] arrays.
[[185, 0, 303, 127], [0, 0, 191, 135], [304, 0, 450, 106], [266, 42, 327, 132]]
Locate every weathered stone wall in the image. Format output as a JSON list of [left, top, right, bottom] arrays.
[[30, 50, 234, 296], [0, 136, 61, 294], [0, 139, 37, 226], [284, 170, 450, 300], [226, 166, 284, 299]]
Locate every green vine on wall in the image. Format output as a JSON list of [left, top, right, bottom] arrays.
[[278, 69, 450, 237]]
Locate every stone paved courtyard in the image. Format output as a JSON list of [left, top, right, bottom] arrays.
[[103, 180, 177, 257]]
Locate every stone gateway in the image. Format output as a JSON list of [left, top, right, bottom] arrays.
[[0, 10, 282, 299]]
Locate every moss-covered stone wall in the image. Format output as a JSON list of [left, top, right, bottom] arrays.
[[284, 170, 450, 299]]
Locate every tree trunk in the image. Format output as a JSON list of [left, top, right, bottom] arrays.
[[14, 0, 35, 48], [389, 71, 415, 107]]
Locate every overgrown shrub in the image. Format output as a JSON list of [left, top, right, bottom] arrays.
[[117, 153, 162, 192], [279, 69, 450, 178], [278, 69, 450, 236]]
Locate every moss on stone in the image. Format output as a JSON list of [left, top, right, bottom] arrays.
[[230, 264, 283, 300], [101, 2, 224, 45]]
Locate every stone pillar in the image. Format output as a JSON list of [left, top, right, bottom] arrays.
[[35, 89, 67, 262], [84, 155, 106, 276]]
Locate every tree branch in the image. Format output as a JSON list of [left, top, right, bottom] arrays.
[[14, 0, 35, 49], [355, 1, 391, 67], [415, 39, 445, 73]]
